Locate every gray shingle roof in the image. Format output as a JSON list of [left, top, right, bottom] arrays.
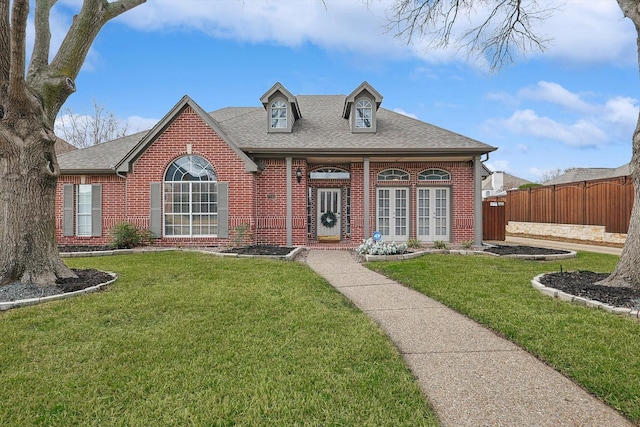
[[213, 95, 494, 153], [59, 94, 496, 173], [543, 163, 630, 185]]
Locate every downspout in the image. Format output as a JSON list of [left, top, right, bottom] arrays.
[[474, 155, 484, 246], [286, 157, 293, 246], [363, 157, 370, 239]]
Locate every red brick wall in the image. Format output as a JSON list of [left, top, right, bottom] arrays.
[[55, 106, 256, 247], [54, 108, 477, 247]]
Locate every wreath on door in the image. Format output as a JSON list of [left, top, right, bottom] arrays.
[[320, 211, 338, 228]]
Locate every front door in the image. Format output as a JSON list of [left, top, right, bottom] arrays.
[[317, 188, 341, 239], [377, 187, 409, 241], [416, 187, 450, 242]]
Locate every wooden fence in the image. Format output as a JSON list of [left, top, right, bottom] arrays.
[[503, 175, 634, 234]]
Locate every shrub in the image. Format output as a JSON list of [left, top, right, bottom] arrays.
[[230, 223, 253, 247], [407, 238, 423, 249], [460, 240, 473, 249], [433, 240, 448, 250], [109, 222, 152, 249], [356, 238, 408, 256]]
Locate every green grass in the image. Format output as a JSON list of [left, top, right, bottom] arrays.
[[0, 252, 438, 426], [368, 252, 640, 422]]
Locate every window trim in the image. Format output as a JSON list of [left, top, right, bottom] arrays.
[[418, 168, 451, 181], [355, 99, 373, 129], [163, 155, 219, 238], [377, 168, 410, 181], [270, 99, 288, 131]]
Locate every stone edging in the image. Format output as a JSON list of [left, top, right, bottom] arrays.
[[364, 249, 577, 262], [531, 273, 640, 320], [0, 272, 118, 312], [60, 246, 305, 262], [188, 246, 305, 261]]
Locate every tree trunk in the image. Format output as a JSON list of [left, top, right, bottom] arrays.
[[0, 106, 76, 287], [598, 118, 640, 288], [599, 0, 640, 288]]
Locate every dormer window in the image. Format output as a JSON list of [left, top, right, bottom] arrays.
[[260, 82, 301, 133], [355, 100, 372, 129], [343, 81, 383, 134]]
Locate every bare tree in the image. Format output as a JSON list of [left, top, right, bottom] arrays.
[[56, 100, 129, 148], [0, 0, 145, 287], [385, 0, 640, 288]]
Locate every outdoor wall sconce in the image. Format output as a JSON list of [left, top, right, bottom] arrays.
[[296, 167, 302, 183]]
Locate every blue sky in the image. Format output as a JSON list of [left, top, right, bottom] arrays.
[[49, 0, 639, 182]]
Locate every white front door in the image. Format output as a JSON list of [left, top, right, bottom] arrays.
[[377, 187, 409, 241], [417, 187, 450, 242], [317, 188, 341, 238]]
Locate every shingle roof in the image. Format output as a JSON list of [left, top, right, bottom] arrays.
[[59, 94, 496, 173], [212, 95, 494, 153], [543, 163, 630, 185]]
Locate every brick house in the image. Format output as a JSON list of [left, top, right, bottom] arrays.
[[55, 82, 496, 248]]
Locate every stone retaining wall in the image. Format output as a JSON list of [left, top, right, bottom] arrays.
[[506, 221, 626, 246]]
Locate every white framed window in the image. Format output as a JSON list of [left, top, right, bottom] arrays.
[[418, 168, 451, 181], [164, 155, 218, 237], [355, 99, 372, 129], [377, 168, 409, 181], [76, 184, 93, 236], [270, 99, 287, 129]]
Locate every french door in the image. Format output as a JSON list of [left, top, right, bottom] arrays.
[[377, 187, 409, 241], [417, 187, 450, 242], [317, 188, 341, 238]]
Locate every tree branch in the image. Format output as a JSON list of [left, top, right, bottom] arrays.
[[0, 0, 10, 87], [385, 0, 553, 72], [9, 0, 29, 100], [50, 0, 145, 81], [27, 0, 58, 80], [29, 0, 145, 123]]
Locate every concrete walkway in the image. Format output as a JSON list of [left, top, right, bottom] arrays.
[[305, 250, 633, 426]]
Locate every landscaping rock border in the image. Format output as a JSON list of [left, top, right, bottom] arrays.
[[531, 273, 640, 321]]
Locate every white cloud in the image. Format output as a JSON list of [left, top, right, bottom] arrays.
[[518, 81, 596, 114], [126, 116, 159, 133], [486, 160, 510, 173], [496, 109, 608, 148], [488, 82, 639, 149], [393, 108, 418, 119]]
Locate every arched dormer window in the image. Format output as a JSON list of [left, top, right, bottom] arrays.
[[355, 99, 372, 129], [378, 168, 409, 181], [270, 100, 287, 129], [164, 155, 218, 237], [418, 168, 451, 181]]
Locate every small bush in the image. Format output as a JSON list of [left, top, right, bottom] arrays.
[[433, 240, 448, 250], [230, 223, 253, 247], [407, 238, 423, 249], [357, 238, 408, 256], [460, 240, 473, 249], [109, 222, 152, 249]]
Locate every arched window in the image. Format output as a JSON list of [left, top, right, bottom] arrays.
[[377, 168, 409, 181], [164, 155, 218, 236], [271, 100, 287, 128], [418, 168, 451, 181], [355, 99, 372, 128], [309, 167, 351, 180]]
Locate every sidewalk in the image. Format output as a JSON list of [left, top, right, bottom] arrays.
[[305, 250, 632, 426]]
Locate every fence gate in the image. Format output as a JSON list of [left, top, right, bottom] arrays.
[[483, 199, 506, 241]]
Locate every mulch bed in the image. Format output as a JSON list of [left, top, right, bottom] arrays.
[[484, 245, 570, 256], [220, 245, 295, 256], [539, 271, 640, 309]]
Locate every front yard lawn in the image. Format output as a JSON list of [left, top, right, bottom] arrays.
[[368, 251, 640, 423], [0, 252, 437, 426]]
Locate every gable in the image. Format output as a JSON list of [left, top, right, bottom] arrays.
[[116, 96, 258, 174]]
